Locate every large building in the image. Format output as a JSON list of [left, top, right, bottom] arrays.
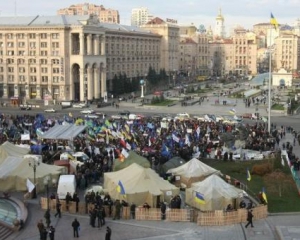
[[179, 37, 197, 77], [57, 3, 120, 24], [141, 17, 180, 74], [0, 15, 162, 102], [214, 9, 226, 38], [131, 7, 153, 27]]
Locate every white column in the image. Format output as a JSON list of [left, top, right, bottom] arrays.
[[101, 35, 106, 55], [80, 33, 85, 55], [14, 85, 18, 97], [25, 85, 29, 99], [36, 85, 41, 100], [101, 69, 106, 98], [94, 35, 100, 55], [79, 68, 85, 101], [94, 68, 100, 99], [87, 34, 92, 55], [87, 67, 93, 101]]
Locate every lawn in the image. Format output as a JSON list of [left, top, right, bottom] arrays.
[[271, 104, 284, 110], [201, 157, 300, 213], [150, 99, 176, 106]]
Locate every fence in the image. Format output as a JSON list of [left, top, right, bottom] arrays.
[[197, 205, 267, 226], [40, 198, 267, 225]]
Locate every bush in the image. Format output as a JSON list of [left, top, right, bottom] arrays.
[[252, 163, 272, 176]]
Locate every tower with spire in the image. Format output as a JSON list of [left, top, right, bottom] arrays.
[[214, 8, 226, 38]]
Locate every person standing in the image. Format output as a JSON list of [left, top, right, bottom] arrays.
[[37, 219, 45, 240], [48, 225, 55, 240], [55, 200, 61, 218], [245, 209, 254, 228], [105, 226, 112, 240], [72, 218, 80, 238], [44, 209, 51, 228], [130, 202, 136, 219], [113, 200, 121, 220]]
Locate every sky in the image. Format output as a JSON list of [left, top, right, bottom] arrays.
[[0, 0, 299, 31]]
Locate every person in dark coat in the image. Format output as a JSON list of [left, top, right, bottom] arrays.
[[160, 202, 166, 220], [55, 200, 61, 218], [44, 209, 51, 228], [72, 218, 80, 238], [130, 203, 136, 219], [48, 225, 55, 240], [113, 200, 121, 220], [105, 226, 112, 240], [245, 209, 254, 228]]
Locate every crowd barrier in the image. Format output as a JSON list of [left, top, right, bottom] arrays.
[[40, 198, 267, 225], [197, 205, 268, 226]]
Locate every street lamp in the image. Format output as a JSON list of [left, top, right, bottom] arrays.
[[43, 175, 51, 210], [144, 73, 147, 95], [140, 79, 145, 98], [28, 156, 41, 199]]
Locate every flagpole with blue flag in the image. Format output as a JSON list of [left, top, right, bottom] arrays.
[[117, 180, 126, 195], [194, 191, 205, 205]]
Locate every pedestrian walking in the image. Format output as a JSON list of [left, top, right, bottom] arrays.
[[37, 219, 45, 240], [44, 209, 51, 228], [245, 209, 254, 228], [105, 226, 112, 240], [48, 226, 55, 240], [72, 218, 80, 238], [54, 200, 61, 218]]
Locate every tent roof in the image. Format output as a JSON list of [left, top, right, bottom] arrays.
[[41, 124, 86, 140], [105, 163, 178, 196], [190, 174, 243, 199], [113, 151, 150, 171], [167, 158, 219, 178], [160, 156, 186, 174]]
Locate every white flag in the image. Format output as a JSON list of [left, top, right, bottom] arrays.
[[185, 134, 191, 147], [281, 157, 285, 166], [172, 133, 180, 143], [196, 127, 200, 136], [121, 148, 129, 158], [26, 178, 35, 193], [148, 138, 152, 147], [126, 142, 131, 150]]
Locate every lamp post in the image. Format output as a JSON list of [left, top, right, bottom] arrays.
[[144, 73, 147, 95], [28, 157, 41, 199], [140, 79, 145, 98], [43, 175, 51, 210]]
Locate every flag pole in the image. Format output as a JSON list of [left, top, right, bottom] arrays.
[[267, 26, 272, 133]]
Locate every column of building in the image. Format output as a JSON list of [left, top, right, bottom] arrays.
[[87, 34, 93, 55], [87, 66, 93, 101], [3, 33, 8, 98], [13, 33, 18, 97], [36, 33, 41, 99]]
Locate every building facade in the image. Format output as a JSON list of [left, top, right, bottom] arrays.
[[102, 23, 161, 91], [57, 3, 120, 24], [0, 15, 107, 102], [141, 17, 179, 73], [131, 7, 153, 27], [179, 37, 197, 77]]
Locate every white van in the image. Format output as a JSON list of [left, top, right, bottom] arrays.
[[57, 175, 76, 200]]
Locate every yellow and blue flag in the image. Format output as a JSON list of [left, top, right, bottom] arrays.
[[117, 180, 126, 195], [247, 168, 251, 181], [229, 108, 236, 115], [270, 13, 278, 30], [194, 192, 205, 204], [262, 187, 268, 204]]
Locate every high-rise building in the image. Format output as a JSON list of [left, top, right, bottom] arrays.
[[131, 7, 153, 27], [214, 9, 225, 38], [57, 3, 120, 24]]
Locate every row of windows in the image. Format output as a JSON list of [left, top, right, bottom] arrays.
[[1, 42, 60, 48], [1, 67, 61, 74], [0, 75, 64, 82], [2, 50, 60, 56], [1, 58, 61, 64], [0, 33, 60, 39]]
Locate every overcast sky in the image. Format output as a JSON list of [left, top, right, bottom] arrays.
[[1, 0, 299, 31]]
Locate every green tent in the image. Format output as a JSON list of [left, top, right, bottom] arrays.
[[159, 156, 186, 175], [113, 151, 150, 171]]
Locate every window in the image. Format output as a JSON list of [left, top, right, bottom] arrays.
[[19, 75, 26, 82], [51, 33, 59, 39], [51, 51, 59, 56], [30, 76, 37, 82], [41, 76, 48, 82], [8, 75, 14, 82], [29, 33, 36, 39], [7, 42, 14, 47], [7, 58, 14, 64], [41, 42, 47, 48], [17, 33, 24, 39], [19, 67, 25, 73], [29, 59, 36, 64], [40, 33, 47, 39], [52, 42, 59, 48], [41, 51, 48, 56], [29, 51, 36, 56], [0, 67, 3, 72], [7, 50, 14, 56], [0, 75, 3, 81], [18, 42, 25, 47], [29, 42, 36, 48], [51, 59, 59, 64], [30, 67, 37, 73], [52, 76, 59, 83], [7, 34, 13, 39], [52, 68, 60, 74], [41, 67, 48, 73], [40, 59, 47, 64]]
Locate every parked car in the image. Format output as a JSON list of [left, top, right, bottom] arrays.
[[44, 108, 56, 113], [84, 114, 99, 119], [73, 103, 86, 108], [80, 109, 95, 114], [242, 113, 257, 120], [20, 105, 31, 110], [95, 112, 107, 118], [119, 110, 130, 116]]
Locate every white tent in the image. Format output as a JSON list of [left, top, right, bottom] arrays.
[[185, 174, 243, 211], [0, 142, 66, 192], [166, 158, 220, 187], [104, 163, 179, 207], [41, 124, 86, 140]]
